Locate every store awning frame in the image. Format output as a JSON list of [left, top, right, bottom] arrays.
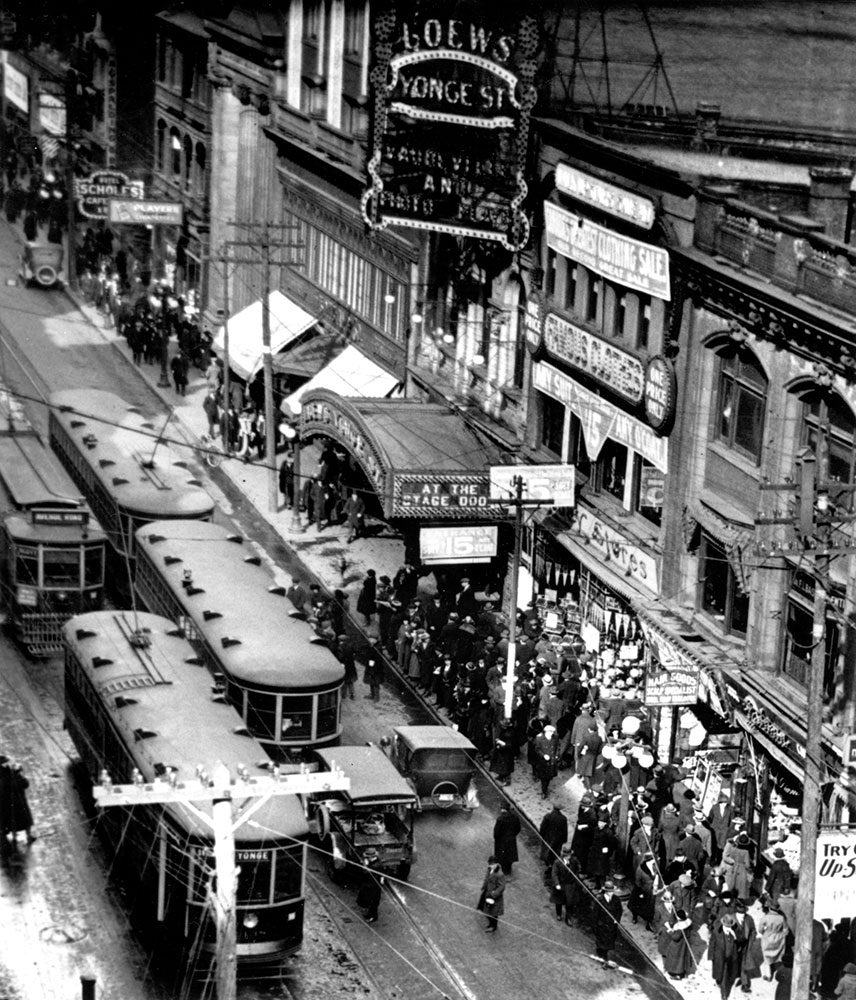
[[282, 344, 400, 414], [298, 389, 506, 519], [213, 290, 317, 381]]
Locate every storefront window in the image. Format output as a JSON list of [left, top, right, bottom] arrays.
[[634, 456, 663, 526], [715, 348, 767, 463], [539, 392, 564, 456], [698, 532, 749, 634], [598, 439, 627, 501]]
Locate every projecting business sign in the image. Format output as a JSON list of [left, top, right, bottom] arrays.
[[544, 202, 671, 301], [108, 199, 183, 226], [489, 463, 576, 508], [362, 3, 541, 250], [420, 525, 498, 565], [556, 163, 655, 230], [75, 171, 144, 219], [391, 471, 504, 519], [816, 831, 856, 921], [4, 62, 28, 113]]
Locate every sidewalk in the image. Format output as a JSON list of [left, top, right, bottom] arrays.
[[63, 283, 787, 1000]]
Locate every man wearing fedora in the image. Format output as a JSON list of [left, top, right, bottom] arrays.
[[592, 879, 623, 967], [356, 848, 384, 924]]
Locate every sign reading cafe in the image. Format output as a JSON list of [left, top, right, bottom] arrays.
[[362, 2, 541, 250]]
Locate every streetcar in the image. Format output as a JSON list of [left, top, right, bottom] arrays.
[[133, 520, 345, 756], [63, 610, 310, 963], [48, 389, 215, 583], [0, 385, 106, 655]]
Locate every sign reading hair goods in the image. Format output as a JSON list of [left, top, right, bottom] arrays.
[[391, 471, 503, 518], [75, 171, 144, 220], [543, 312, 645, 404], [556, 164, 655, 230], [643, 355, 677, 433], [362, 2, 541, 250], [544, 202, 671, 301]]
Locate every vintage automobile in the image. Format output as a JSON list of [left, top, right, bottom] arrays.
[[19, 242, 64, 288], [384, 725, 479, 812], [304, 745, 417, 882]]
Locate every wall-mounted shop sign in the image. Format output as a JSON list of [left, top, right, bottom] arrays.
[[564, 507, 659, 593], [490, 463, 575, 507], [108, 199, 183, 226], [362, 2, 541, 250], [533, 361, 668, 472], [643, 355, 677, 434], [38, 93, 65, 136], [3, 62, 28, 113], [639, 621, 700, 705], [556, 163, 655, 230], [524, 292, 543, 354], [301, 399, 388, 497], [816, 831, 856, 920], [75, 171, 144, 220], [543, 312, 645, 403], [544, 201, 671, 301], [420, 524, 498, 564], [391, 471, 502, 518]]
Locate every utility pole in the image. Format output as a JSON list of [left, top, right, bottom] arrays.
[[94, 761, 348, 1000], [757, 414, 856, 1000], [489, 474, 553, 720], [63, 70, 78, 291], [213, 222, 302, 512]]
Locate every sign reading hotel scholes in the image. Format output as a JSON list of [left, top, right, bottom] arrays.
[[75, 172, 144, 220], [362, 2, 541, 250], [544, 201, 671, 301]]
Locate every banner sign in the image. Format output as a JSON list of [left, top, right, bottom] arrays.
[[4, 62, 28, 113], [639, 621, 700, 705], [108, 199, 183, 226], [563, 507, 660, 594], [544, 201, 671, 301], [362, 3, 541, 250], [490, 463, 575, 507], [533, 361, 668, 472], [556, 163, 655, 229], [816, 831, 856, 921], [420, 524, 498, 564], [543, 312, 645, 404], [76, 171, 144, 220]]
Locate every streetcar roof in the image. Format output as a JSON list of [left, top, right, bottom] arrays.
[[314, 746, 416, 803], [136, 520, 345, 690], [50, 390, 215, 518], [4, 511, 107, 544], [0, 421, 85, 507], [63, 611, 308, 842], [393, 726, 477, 753]]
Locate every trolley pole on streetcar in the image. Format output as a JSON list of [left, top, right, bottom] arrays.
[[756, 414, 856, 1000], [489, 475, 553, 721], [93, 763, 348, 1000]]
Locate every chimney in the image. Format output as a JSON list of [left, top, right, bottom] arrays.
[[808, 166, 853, 242], [693, 103, 721, 148]]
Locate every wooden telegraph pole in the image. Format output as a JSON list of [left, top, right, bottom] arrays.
[[489, 474, 553, 720], [94, 762, 348, 1000]]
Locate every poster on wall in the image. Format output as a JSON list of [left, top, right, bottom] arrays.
[[362, 2, 542, 250], [815, 831, 856, 920]]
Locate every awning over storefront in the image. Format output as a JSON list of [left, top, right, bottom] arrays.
[[214, 290, 317, 381], [271, 329, 343, 379], [298, 388, 507, 519], [282, 345, 400, 414], [683, 492, 754, 591]]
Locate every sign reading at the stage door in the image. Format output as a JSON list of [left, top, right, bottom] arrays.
[[815, 831, 856, 920]]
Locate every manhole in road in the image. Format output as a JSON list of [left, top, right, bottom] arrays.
[[39, 923, 87, 944]]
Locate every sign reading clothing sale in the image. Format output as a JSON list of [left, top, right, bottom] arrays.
[[815, 831, 856, 920]]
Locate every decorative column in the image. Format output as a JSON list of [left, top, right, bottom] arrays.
[[206, 80, 242, 324]]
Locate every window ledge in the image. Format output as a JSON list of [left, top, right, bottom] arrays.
[[707, 438, 763, 480]]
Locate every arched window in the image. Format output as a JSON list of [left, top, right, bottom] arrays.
[[800, 389, 856, 489], [155, 119, 166, 172], [183, 136, 193, 189], [170, 127, 181, 178], [195, 142, 206, 195], [714, 346, 767, 463]]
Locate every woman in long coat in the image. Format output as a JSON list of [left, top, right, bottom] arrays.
[[757, 903, 788, 981], [478, 857, 506, 932], [659, 909, 695, 979], [658, 804, 682, 867], [492, 803, 521, 875], [722, 834, 753, 902], [629, 854, 659, 930]]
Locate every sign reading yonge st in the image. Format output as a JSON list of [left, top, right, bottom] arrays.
[[544, 201, 671, 301], [362, 3, 540, 250]]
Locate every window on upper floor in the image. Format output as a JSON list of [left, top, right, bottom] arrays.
[[538, 392, 565, 456], [698, 531, 749, 635], [800, 390, 856, 508], [304, 0, 322, 39], [564, 262, 578, 314], [633, 455, 662, 526], [157, 37, 167, 82], [170, 128, 181, 178], [195, 143, 206, 194], [636, 296, 651, 350], [585, 274, 600, 324], [155, 119, 166, 172], [613, 289, 627, 339], [545, 247, 557, 298], [344, 1, 365, 55], [596, 438, 627, 502], [714, 347, 767, 464]]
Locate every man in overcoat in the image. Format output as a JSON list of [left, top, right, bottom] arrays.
[[592, 879, 623, 966], [539, 802, 568, 882], [492, 802, 521, 876], [478, 856, 506, 932]]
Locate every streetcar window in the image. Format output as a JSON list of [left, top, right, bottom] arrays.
[[84, 545, 104, 587], [43, 548, 81, 587], [237, 856, 273, 904], [272, 846, 302, 901], [316, 690, 339, 739], [15, 546, 39, 586], [245, 690, 277, 740], [279, 695, 313, 740]]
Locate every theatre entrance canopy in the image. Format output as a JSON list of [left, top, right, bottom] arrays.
[[298, 389, 508, 520]]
